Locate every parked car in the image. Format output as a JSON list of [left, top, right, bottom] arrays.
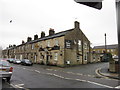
[[0, 60, 13, 82], [7, 58, 15, 63], [21, 59, 33, 66], [13, 59, 21, 64]]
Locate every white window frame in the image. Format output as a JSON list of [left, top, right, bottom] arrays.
[[84, 52, 87, 60], [54, 53, 58, 61], [78, 40, 81, 51], [47, 41, 50, 47], [84, 42, 87, 49], [55, 40, 59, 46], [32, 44, 34, 49], [77, 55, 80, 61]]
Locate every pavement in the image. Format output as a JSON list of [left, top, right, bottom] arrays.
[[97, 67, 119, 80]]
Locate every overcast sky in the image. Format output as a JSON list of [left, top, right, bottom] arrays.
[[0, 0, 118, 49]]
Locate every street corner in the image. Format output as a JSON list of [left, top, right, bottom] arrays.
[[95, 67, 119, 80]]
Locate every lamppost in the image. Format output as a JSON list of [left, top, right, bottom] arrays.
[[105, 33, 107, 53]]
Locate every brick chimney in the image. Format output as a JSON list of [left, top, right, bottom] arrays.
[[41, 31, 45, 38], [49, 28, 55, 36], [27, 37, 32, 42], [22, 40, 25, 44], [13, 44, 16, 47], [34, 34, 38, 40], [74, 21, 80, 29]]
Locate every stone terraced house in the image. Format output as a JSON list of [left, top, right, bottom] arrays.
[[2, 21, 94, 67]]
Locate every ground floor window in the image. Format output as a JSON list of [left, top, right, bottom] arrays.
[[77, 55, 80, 61], [84, 53, 87, 60]]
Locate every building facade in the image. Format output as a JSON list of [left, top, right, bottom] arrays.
[[93, 44, 118, 56], [2, 21, 93, 67]]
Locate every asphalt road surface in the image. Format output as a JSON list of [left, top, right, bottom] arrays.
[[2, 62, 120, 89]]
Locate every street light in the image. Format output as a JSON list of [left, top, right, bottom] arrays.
[[104, 33, 107, 53]]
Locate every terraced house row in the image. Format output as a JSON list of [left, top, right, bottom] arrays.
[[2, 21, 100, 67]]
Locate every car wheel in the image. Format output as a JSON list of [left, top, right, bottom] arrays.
[[6, 77, 11, 82]]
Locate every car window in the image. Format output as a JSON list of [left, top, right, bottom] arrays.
[[25, 59, 30, 62], [0, 60, 10, 67]]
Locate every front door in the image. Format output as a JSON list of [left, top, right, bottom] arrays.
[[46, 55, 49, 65]]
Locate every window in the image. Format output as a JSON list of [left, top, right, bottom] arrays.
[[22, 46, 24, 51], [111, 49, 113, 52], [77, 55, 80, 60], [84, 42, 87, 49], [47, 41, 50, 47], [78, 40, 81, 51], [84, 52, 87, 60], [54, 53, 58, 61], [32, 44, 34, 49], [55, 40, 59, 46]]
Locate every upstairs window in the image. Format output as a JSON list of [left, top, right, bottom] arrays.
[[55, 40, 59, 46], [78, 40, 81, 51], [84, 42, 87, 49], [54, 53, 58, 61], [47, 41, 50, 47], [32, 44, 34, 49]]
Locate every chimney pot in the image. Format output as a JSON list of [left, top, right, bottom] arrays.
[[41, 31, 45, 38], [34, 34, 38, 40], [74, 21, 80, 29], [27, 37, 32, 42], [49, 28, 55, 36]]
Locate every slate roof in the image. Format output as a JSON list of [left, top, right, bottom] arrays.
[[28, 29, 74, 44], [93, 44, 118, 49], [4, 29, 74, 50]]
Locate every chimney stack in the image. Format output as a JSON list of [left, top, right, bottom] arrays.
[[13, 44, 16, 47], [49, 28, 55, 36], [22, 40, 25, 44], [34, 34, 38, 40], [74, 21, 80, 29], [41, 31, 45, 38], [27, 37, 32, 42]]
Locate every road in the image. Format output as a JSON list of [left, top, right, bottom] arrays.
[[2, 62, 120, 89]]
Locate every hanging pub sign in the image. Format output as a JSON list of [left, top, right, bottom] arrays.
[[65, 40, 72, 49]]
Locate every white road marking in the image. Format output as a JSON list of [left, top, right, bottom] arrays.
[[35, 70, 41, 73], [115, 85, 120, 89], [10, 83, 24, 88], [23, 68, 26, 70], [87, 81, 114, 88], [12, 65, 118, 88], [46, 69, 53, 71], [46, 73, 54, 75], [95, 68, 119, 81]]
